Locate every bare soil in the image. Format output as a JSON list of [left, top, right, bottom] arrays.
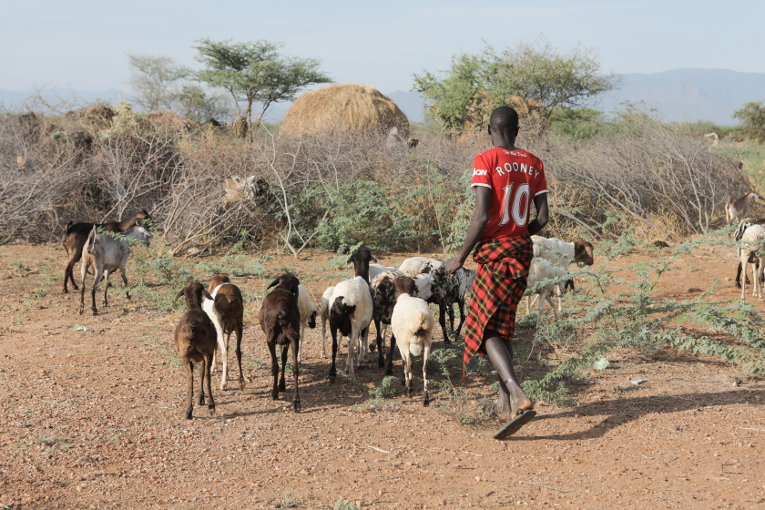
[[1, 243, 764, 510]]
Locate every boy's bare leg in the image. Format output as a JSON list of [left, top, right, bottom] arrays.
[[484, 332, 533, 420]]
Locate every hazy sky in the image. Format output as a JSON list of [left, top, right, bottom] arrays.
[[3, 0, 764, 94]]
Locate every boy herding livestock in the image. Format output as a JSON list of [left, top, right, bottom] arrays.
[[445, 106, 549, 439]]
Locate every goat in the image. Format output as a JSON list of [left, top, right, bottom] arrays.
[[259, 273, 302, 411], [78, 225, 151, 315], [369, 263, 398, 282], [62, 210, 150, 293], [318, 286, 335, 358], [524, 258, 571, 328], [530, 236, 594, 313], [173, 281, 217, 419], [390, 277, 435, 406], [739, 224, 765, 301], [290, 285, 318, 364], [726, 192, 760, 226], [329, 247, 375, 380], [734, 219, 765, 288], [203, 274, 245, 392]]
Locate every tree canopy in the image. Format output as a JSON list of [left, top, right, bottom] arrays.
[[733, 101, 765, 143], [413, 41, 620, 132], [194, 39, 332, 127]]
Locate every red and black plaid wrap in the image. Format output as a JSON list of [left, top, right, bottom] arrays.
[[463, 235, 533, 372]]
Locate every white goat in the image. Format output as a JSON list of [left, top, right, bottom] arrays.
[[739, 224, 765, 301], [391, 277, 435, 406], [79, 225, 151, 315], [399, 257, 442, 278], [529, 236, 594, 313], [328, 277, 374, 379], [524, 258, 570, 328]]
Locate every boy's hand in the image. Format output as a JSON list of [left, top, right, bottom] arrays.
[[444, 258, 463, 276]]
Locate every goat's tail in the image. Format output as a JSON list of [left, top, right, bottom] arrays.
[[214, 294, 233, 316], [84, 224, 97, 254], [62, 221, 75, 243], [725, 196, 734, 208], [180, 323, 195, 339]]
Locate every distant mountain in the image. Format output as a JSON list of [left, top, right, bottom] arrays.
[[0, 87, 122, 109], [596, 68, 765, 125]]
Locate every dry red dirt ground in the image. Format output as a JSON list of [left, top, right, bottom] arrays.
[[1, 243, 764, 509]]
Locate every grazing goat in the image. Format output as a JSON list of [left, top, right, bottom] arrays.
[[734, 219, 765, 288], [173, 281, 217, 419], [259, 273, 302, 412], [62, 210, 150, 293], [726, 192, 760, 226], [203, 274, 245, 392], [318, 286, 334, 358], [524, 258, 571, 328], [738, 224, 765, 301], [329, 247, 375, 380], [390, 277, 435, 406], [530, 236, 594, 313], [293, 285, 318, 364], [78, 225, 151, 315]]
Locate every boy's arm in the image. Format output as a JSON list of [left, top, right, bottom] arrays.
[[445, 187, 491, 276], [527, 193, 549, 236]]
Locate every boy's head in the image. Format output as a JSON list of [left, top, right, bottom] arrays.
[[488, 106, 520, 145]]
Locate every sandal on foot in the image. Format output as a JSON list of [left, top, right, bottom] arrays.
[[493, 409, 536, 440]]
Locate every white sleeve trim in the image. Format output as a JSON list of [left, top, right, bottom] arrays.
[[472, 183, 492, 190], [534, 189, 549, 197]]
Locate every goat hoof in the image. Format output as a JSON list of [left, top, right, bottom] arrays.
[[198, 396, 205, 405], [329, 375, 336, 384], [369, 343, 376, 352], [185, 408, 193, 420], [208, 405, 215, 417], [278, 382, 286, 392], [385, 368, 392, 376], [443, 339, 452, 345], [423, 398, 430, 407], [78, 306, 84, 315], [91, 309, 98, 316], [239, 380, 246, 392], [293, 399, 301, 413], [378, 358, 385, 368], [271, 389, 279, 400]]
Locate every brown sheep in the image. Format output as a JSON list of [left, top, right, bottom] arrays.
[[174, 281, 217, 420], [203, 274, 245, 392], [259, 273, 302, 412]]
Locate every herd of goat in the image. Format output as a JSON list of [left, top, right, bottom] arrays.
[[54, 188, 765, 418]]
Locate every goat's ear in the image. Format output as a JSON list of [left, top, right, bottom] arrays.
[[370, 254, 377, 262], [267, 278, 280, 289], [202, 289, 213, 301]]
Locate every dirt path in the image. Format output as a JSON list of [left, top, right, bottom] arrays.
[[0, 244, 763, 509]]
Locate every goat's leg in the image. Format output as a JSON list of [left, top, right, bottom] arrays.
[[291, 336, 301, 412], [346, 326, 357, 379], [119, 265, 130, 301], [90, 266, 103, 315], [536, 290, 547, 329], [385, 334, 397, 376], [375, 318, 384, 368], [358, 326, 369, 368], [555, 285, 563, 313], [422, 344, 430, 407], [741, 258, 748, 301], [204, 354, 215, 416], [547, 295, 559, 322], [197, 361, 206, 406], [455, 298, 466, 336], [64, 250, 80, 293], [758, 257, 765, 300], [321, 316, 327, 358], [218, 323, 229, 391], [447, 302, 455, 333], [298, 323, 305, 365], [184, 360, 194, 420], [101, 270, 111, 308], [235, 325, 246, 392], [439, 303, 450, 344], [268, 341, 279, 399], [402, 349, 412, 397], [78, 262, 87, 315], [279, 343, 289, 392], [329, 325, 338, 381]]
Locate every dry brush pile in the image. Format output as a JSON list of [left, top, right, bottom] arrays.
[[0, 105, 753, 253]]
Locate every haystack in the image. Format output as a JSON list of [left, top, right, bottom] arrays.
[[64, 104, 118, 131], [280, 84, 409, 137]]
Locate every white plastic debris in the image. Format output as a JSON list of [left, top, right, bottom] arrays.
[[630, 376, 647, 385]]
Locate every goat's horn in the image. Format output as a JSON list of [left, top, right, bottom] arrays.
[[267, 278, 280, 289], [346, 255, 354, 264], [202, 289, 213, 301], [173, 289, 184, 305], [370, 254, 377, 262]]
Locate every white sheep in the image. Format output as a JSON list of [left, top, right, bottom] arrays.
[[78, 225, 152, 315], [390, 277, 435, 406], [399, 257, 441, 278], [328, 277, 374, 379], [369, 263, 397, 281], [739, 224, 765, 301]]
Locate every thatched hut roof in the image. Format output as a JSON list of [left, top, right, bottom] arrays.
[[280, 84, 409, 137]]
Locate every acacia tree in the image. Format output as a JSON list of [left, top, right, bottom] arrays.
[[414, 40, 620, 131], [733, 101, 765, 143], [127, 54, 189, 112], [194, 39, 332, 130]]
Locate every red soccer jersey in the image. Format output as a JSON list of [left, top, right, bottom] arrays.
[[471, 147, 548, 242]]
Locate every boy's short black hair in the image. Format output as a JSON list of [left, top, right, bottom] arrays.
[[489, 106, 519, 132]]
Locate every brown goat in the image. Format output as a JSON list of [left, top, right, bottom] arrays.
[[204, 274, 246, 392], [174, 281, 217, 420], [62, 210, 150, 293], [259, 273, 302, 412]]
